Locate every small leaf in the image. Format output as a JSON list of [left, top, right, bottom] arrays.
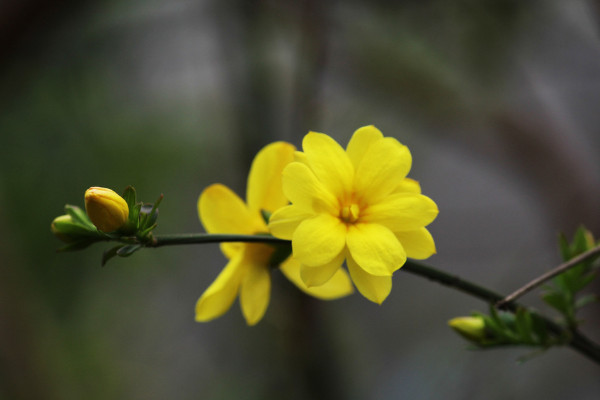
[[116, 244, 142, 257], [542, 292, 570, 315], [558, 233, 571, 262], [102, 245, 123, 266], [575, 294, 599, 309]]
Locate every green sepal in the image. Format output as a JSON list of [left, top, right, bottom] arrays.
[[65, 204, 96, 230], [122, 186, 137, 209], [261, 209, 272, 225], [120, 186, 140, 234]]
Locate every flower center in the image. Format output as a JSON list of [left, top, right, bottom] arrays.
[[340, 203, 360, 224]]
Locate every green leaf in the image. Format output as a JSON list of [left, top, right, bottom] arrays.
[[116, 244, 142, 257], [575, 294, 599, 309], [572, 226, 589, 255], [558, 233, 571, 261], [542, 291, 570, 315], [515, 308, 534, 343], [102, 245, 123, 266]]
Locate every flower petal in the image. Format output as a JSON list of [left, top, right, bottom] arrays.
[[292, 213, 347, 267], [346, 125, 384, 169], [198, 184, 264, 234], [247, 141, 296, 214], [281, 162, 338, 214], [268, 205, 312, 240], [299, 250, 346, 287], [346, 223, 406, 276], [280, 257, 354, 300], [195, 254, 244, 322], [302, 132, 354, 199], [347, 254, 392, 304], [394, 178, 421, 194], [355, 137, 412, 203], [239, 263, 271, 326], [395, 228, 436, 260], [363, 193, 438, 232], [220, 243, 242, 259]]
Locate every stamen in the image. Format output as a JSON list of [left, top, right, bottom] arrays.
[[341, 203, 360, 223]]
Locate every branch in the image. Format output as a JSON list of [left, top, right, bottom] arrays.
[[142, 233, 600, 365], [496, 244, 600, 308]]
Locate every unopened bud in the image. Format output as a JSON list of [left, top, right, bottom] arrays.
[[84, 187, 129, 232], [448, 316, 487, 343], [51, 214, 93, 242]]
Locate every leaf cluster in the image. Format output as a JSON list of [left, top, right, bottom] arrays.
[[542, 227, 599, 328], [102, 186, 163, 266]]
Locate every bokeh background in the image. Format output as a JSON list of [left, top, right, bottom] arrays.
[[2, 0, 600, 399]]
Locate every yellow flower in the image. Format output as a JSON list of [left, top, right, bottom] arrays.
[[268, 126, 438, 304], [84, 187, 129, 232], [196, 142, 353, 326]]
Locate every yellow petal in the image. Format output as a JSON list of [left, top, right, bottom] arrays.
[[346, 223, 406, 276], [198, 184, 264, 235], [294, 150, 308, 164], [346, 125, 384, 169], [302, 132, 354, 199], [239, 263, 271, 326], [268, 205, 312, 240], [395, 228, 437, 260], [220, 242, 242, 259], [363, 193, 438, 232], [347, 254, 392, 304], [195, 254, 244, 322], [280, 257, 354, 300], [394, 178, 421, 194], [354, 137, 412, 204], [292, 213, 347, 267], [299, 250, 346, 287], [247, 141, 296, 214], [281, 162, 338, 214]]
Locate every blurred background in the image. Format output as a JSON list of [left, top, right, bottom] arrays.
[[2, 0, 600, 399]]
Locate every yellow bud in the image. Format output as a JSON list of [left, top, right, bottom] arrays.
[[448, 316, 487, 342], [84, 187, 129, 232]]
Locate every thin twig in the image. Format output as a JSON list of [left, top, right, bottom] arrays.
[[496, 244, 600, 308]]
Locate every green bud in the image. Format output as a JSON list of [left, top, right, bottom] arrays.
[[448, 316, 487, 343], [51, 214, 95, 243]]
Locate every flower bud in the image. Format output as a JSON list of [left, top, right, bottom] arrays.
[[448, 316, 487, 343], [51, 214, 93, 242], [84, 187, 129, 232]]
